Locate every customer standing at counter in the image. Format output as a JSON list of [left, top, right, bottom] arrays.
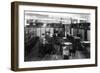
[[67, 34, 77, 57]]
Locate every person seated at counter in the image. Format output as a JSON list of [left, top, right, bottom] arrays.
[[45, 31, 54, 55], [39, 33, 54, 58]]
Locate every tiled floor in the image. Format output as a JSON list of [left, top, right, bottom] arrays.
[[25, 49, 90, 61], [69, 50, 86, 59]]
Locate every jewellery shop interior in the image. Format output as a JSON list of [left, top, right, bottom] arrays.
[[24, 12, 90, 61]]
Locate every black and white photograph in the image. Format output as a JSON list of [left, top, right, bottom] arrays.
[[11, 1, 97, 71], [24, 11, 91, 61]]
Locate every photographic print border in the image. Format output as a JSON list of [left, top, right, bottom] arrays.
[[11, 1, 98, 71]]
